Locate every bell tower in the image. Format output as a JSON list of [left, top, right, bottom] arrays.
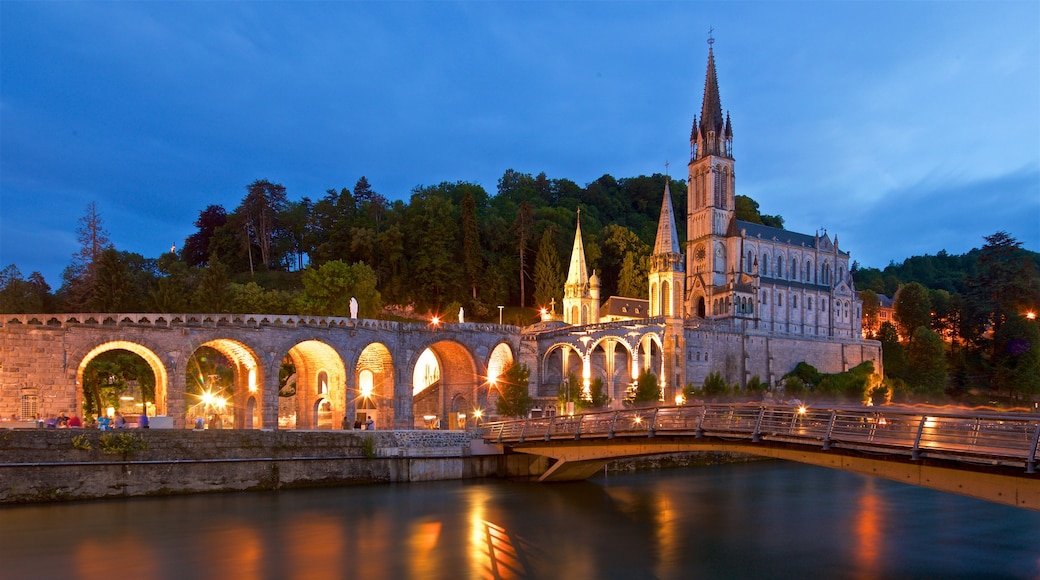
[[687, 34, 735, 312]]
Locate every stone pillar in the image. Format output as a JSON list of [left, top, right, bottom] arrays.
[[262, 358, 281, 430]]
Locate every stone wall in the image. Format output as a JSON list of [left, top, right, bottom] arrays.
[[0, 429, 500, 503]]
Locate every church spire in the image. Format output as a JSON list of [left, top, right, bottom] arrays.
[[693, 34, 732, 160], [565, 209, 589, 287], [653, 180, 681, 256]]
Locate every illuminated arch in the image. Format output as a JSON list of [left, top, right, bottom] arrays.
[[356, 342, 394, 429], [281, 340, 345, 430], [186, 338, 263, 430], [411, 340, 478, 430], [76, 341, 168, 418]]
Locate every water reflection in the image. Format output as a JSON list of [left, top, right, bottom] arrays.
[[1, 463, 1039, 579]]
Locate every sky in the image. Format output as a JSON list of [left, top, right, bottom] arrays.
[[2, 1, 1038, 289]]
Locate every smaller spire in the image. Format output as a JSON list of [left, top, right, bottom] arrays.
[[653, 181, 682, 256]]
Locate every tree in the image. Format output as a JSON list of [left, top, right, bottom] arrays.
[[299, 260, 382, 317], [894, 282, 931, 343], [495, 362, 533, 418], [859, 289, 880, 337], [533, 227, 564, 311], [878, 321, 908, 380], [0, 266, 51, 313], [89, 248, 133, 312], [461, 191, 482, 300], [703, 371, 730, 397], [513, 201, 534, 307], [630, 370, 660, 405], [407, 188, 462, 309], [238, 179, 289, 270], [193, 261, 231, 313], [906, 327, 947, 397], [182, 205, 228, 267], [557, 373, 585, 413], [968, 232, 1039, 336], [60, 202, 112, 311], [588, 377, 611, 409], [991, 314, 1040, 400]]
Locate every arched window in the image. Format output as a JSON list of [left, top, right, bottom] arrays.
[[793, 295, 798, 308], [777, 256, 784, 278], [805, 260, 813, 282], [746, 251, 754, 274], [777, 293, 783, 307], [761, 254, 770, 277], [808, 297, 813, 310]]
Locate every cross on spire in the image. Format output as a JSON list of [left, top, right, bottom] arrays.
[[664, 160, 670, 177], [708, 27, 714, 47]]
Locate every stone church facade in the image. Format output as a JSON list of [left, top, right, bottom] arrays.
[[541, 42, 880, 400]]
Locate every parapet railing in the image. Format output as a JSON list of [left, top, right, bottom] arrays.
[[481, 404, 1040, 473]]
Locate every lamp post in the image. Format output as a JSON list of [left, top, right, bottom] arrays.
[[498, 306, 504, 325]]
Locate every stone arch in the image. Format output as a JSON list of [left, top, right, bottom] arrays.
[[185, 338, 264, 430], [481, 342, 515, 421], [282, 340, 346, 430], [356, 342, 393, 430], [75, 341, 169, 423], [540, 343, 584, 399], [410, 340, 478, 430], [588, 336, 635, 406]]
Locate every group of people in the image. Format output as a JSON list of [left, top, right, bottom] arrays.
[[39, 411, 150, 430], [347, 415, 376, 430]]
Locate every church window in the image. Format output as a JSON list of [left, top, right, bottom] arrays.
[[808, 297, 813, 310], [777, 293, 783, 307], [761, 254, 770, 277], [696, 351, 700, 361], [793, 295, 798, 308], [761, 290, 768, 304], [777, 256, 784, 278], [822, 301, 826, 312], [747, 251, 753, 273], [805, 260, 813, 282]]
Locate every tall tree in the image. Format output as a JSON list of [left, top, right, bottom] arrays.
[[513, 201, 534, 307], [60, 202, 112, 311], [182, 205, 228, 267], [0, 266, 51, 313], [859, 289, 880, 337], [906, 327, 948, 396], [894, 282, 931, 343], [89, 248, 133, 312], [238, 179, 289, 269], [193, 261, 231, 312], [532, 227, 564, 311], [407, 188, 462, 309], [461, 191, 482, 300]]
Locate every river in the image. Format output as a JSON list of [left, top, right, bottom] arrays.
[[1, 460, 1038, 579]]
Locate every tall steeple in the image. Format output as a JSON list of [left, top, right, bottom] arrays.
[[563, 209, 600, 325], [565, 209, 589, 288], [693, 35, 733, 161], [649, 178, 685, 317]]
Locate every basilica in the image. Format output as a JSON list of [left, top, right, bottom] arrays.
[[534, 41, 879, 403]]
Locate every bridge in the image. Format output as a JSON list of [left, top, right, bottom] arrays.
[[0, 313, 519, 431], [482, 403, 1040, 510]]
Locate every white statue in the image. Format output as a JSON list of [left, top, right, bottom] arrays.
[[349, 297, 358, 319], [458, 307, 465, 323]]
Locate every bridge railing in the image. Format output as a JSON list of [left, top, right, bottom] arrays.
[[481, 404, 1040, 473]]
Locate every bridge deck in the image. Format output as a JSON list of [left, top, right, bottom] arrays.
[[481, 404, 1040, 509]]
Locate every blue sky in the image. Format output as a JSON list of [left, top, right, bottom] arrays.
[[2, 1, 1038, 289]]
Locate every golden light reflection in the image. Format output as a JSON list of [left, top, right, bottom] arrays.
[[853, 478, 883, 579], [206, 524, 263, 580], [75, 535, 159, 580], [407, 519, 446, 576], [286, 517, 344, 580]]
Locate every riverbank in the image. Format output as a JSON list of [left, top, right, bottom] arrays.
[[0, 429, 757, 504]]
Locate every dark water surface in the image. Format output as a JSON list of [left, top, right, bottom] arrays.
[[1, 461, 1038, 579]]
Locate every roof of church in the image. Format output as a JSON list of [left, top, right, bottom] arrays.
[[565, 211, 589, 285], [737, 220, 848, 256], [699, 46, 725, 140], [653, 181, 681, 256], [600, 296, 649, 318]]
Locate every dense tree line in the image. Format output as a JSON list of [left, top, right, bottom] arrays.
[[2, 171, 704, 321], [857, 232, 1040, 405]]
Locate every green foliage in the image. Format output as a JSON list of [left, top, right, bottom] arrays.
[[781, 376, 807, 398], [816, 361, 876, 402], [533, 227, 564, 311], [557, 373, 585, 412], [630, 370, 660, 405], [745, 375, 767, 394], [71, 434, 92, 451], [906, 327, 948, 396], [702, 371, 730, 397], [735, 195, 784, 229], [784, 362, 822, 390], [587, 377, 611, 409], [98, 432, 147, 455], [300, 260, 381, 317], [894, 282, 931, 342], [81, 349, 156, 418], [495, 362, 533, 418], [361, 435, 377, 458], [991, 314, 1040, 399]]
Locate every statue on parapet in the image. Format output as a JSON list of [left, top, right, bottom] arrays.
[[350, 297, 359, 319], [458, 307, 465, 323]]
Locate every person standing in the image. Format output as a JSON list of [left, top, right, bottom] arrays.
[[139, 412, 150, 429]]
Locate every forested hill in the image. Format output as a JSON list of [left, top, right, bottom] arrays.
[[0, 168, 798, 318], [852, 245, 1040, 298]]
